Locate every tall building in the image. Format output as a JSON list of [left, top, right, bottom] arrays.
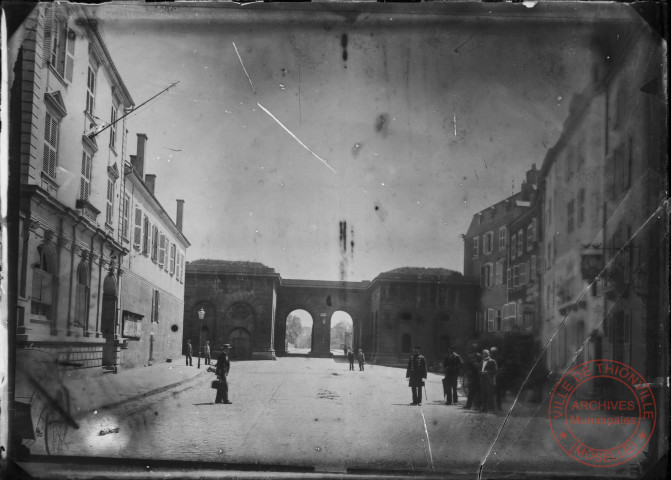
[[539, 13, 667, 381], [462, 165, 538, 355], [8, 3, 189, 376]]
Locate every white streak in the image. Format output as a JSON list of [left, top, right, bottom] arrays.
[[257, 102, 336, 174], [419, 408, 435, 471], [454, 114, 457, 136], [232, 42, 256, 95]]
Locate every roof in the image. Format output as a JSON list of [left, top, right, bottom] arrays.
[[187, 259, 276, 275], [375, 267, 465, 282]]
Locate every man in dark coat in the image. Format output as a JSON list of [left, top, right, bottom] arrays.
[[214, 344, 232, 404], [443, 345, 464, 405], [185, 340, 193, 366], [464, 352, 482, 410], [490, 347, 505, 411], [348, 349, 355, 371], [479, 349, 498, 412], [406, 345, 427, 405]]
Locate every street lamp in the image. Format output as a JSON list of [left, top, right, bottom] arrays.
[[197, 307, 205, 369]]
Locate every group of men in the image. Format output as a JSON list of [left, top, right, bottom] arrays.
[[185, 339, 232, 404], [445, 345, 506, 412], [346, 348, 366, 371], [405, 344, 505, 412]]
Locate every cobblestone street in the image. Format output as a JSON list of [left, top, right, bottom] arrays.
[[48, 357, 643, 478]]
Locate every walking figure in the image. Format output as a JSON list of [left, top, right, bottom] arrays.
[[406, 345, 427, 406], [357, 349, 366, 371], [185, 340, 193, 366], [443, 345, 463, 405], [214, 344, 232, 404], [348, 349, 355, 371], [204, 341, 211, 365], [479, 349, 498, 413]]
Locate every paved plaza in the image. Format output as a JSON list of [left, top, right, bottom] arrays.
[[28, 356, 645, 478]]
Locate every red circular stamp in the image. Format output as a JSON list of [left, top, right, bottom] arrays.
[[548, 359, 656, 467]]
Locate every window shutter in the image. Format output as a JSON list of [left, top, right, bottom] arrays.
[[155, 290, 160, 322], [42, 7, 54, 67], [64, 29, 75, 82]]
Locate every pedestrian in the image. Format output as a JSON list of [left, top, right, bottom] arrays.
[[443, 345, 464, 405], [348, 349, 355, 371], [464, 352, 482, 410], [214, 344, 232, 404], [490, 347, 505, 411], [204, 341, 211, 365], [185, 339, 193, 366], [479, 349, 498, 413], [357, 349, 366, 371], [406, 345, 427, 406]]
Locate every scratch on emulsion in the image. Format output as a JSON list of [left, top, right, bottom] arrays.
[[257, 103, 337, 174], [232, 42, 256, 94], [419, 408, 435, 471]]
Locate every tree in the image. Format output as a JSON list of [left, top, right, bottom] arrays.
[[330, 321, 353, 348], [286, 314, 303, 345]]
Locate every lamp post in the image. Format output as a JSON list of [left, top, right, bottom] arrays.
[[197, 307, 205, 369]]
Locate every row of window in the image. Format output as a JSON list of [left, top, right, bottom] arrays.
[[381, 283, 454, 306], [474, 302, 526, 333], [480, 257, 538, 288], [472, 219, 537, 258], [132, 206, 185, 282]]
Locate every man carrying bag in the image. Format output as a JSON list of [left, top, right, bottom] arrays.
[[213, 344, 232, 404]]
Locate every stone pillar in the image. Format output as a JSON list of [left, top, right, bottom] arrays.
[[310, 313, 332, 358]]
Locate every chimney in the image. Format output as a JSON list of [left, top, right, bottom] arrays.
[[130, 154, 137, 172], [176, 199, 185, 232], [145, 174, 156, 195], [135, 133, 148, 178], [526, 163, 539, 188]]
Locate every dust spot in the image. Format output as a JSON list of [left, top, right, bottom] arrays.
[[374, 201, 388, 221], [375, 114, 389, 137], [351, 142, 363, 157]]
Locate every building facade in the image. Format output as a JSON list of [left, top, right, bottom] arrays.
[[8, 3, 189, 376], [462, 166, 538, 355], [539, 16, 668, 383], [367, 268, 479, 367], [117, 134, 190, 370]]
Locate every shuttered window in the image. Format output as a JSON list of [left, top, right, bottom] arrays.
[[80, 151, 92, 200], [43, 113, 59, 177], [133, 208, 142, 248]]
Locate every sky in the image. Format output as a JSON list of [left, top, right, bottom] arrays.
[[96, 3, 594, 281]]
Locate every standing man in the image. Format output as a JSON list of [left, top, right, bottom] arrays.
[[357, 349, 366, 371], [490, 347, 505, 411], [443, 345, 464, 405], [185, 340, 193, 366], [214, 344, 232, 404], [204, 341, 211, 365], [464, 351, 482, 410], [348, 349, 355, 371], [479, 349, 498, 413], [406, 345, 427, 406]]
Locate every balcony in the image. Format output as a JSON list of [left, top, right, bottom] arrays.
[[76, 198, 100, 222]]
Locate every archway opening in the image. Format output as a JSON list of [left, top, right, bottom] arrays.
[[286, 309, 313, 354], [330, 311, 353, 355]]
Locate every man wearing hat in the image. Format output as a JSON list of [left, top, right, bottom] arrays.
[[443, 345, 464, 405], [214, 344, 232, 404], [406, 345, 427, 406], [479, 349, 498, 412]]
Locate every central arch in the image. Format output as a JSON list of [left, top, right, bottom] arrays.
[[330, 310, 353, 355], [285, 309, 313, 355]]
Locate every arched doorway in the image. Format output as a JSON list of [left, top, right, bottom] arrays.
[[286, 309, 313, 355], [330, 311, 353, 355], [229, 327, 252, 360]]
